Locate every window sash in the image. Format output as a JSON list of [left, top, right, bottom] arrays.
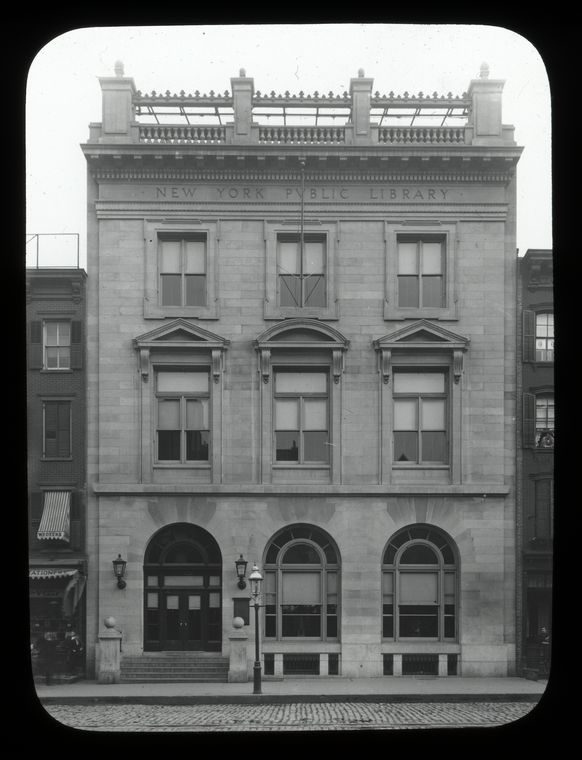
[[43, 401, 71, 458], [43, 322, 71, 369], [155, 371, 210, 463], [159, 238, 207, 307], [535, 396, 554, 428], [274, 379, 329, 464], [265, 565, 338, 640], [534, 479, 554, 539], [535, 313, 554, 361], [393, 396, 447, 464], [397, 239, 444, 308], [382, 568, 456, 641], [277, 236, 326, 307]]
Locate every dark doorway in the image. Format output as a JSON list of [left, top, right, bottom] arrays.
[[144, 523, 222, 652]]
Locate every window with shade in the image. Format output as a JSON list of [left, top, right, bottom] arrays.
[[159, 236, 207, 308], [42, 400, 72, 459], [155, 369, 210, 463], [277, 234, 326, 308], [533, 478, 554, 541], [393, 371, 448, 464], [535, 394, 555, 448], [535, 313, 554, 362], [382, 525, 457, 641], [274, 370, 329, 464], [263, 525, 339, 640], [397, 236, 445, 309]]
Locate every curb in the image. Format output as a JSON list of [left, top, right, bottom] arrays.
[[38, 693, 543, 706]]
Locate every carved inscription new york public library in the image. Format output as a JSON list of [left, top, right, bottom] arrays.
[[154, 185, 452, 202]]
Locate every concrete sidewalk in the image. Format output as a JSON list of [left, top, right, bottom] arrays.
[[35, 676, 548, 704]]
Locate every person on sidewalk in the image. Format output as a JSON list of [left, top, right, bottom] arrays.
[[539, 627, 551, 675], [64, 625, 84, 674], [36, 631, 58, 685]]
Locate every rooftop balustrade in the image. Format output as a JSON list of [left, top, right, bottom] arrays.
[[88, 63, 515, 149]]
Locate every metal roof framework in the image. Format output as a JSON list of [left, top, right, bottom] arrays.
[[134, 94, 470, 128]]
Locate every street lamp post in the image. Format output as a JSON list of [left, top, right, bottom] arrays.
[[248, 563, 263, 695]]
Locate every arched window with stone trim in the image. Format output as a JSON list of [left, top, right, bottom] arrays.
[[263, 524, 340, 641], [254, 319, 349, 484], [382, 525, 458, 642]]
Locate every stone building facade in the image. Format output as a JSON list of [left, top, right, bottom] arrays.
[[82, 62, 521, 678]]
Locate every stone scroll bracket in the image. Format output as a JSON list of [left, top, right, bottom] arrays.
[[139, 348, 150, 382], [376, 348, 392, 385], [259, 348, 271, 383], [453, 349, 464, 384], [212, 349, 224, 383], [332, 348, 346, 384]]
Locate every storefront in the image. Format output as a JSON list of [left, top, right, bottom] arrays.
[[29, 564, 86, 677]]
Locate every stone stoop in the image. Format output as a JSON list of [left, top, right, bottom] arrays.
[[120, 652, 230, 683]]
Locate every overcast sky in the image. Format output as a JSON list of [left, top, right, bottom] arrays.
[[25, 23, 551, 268]]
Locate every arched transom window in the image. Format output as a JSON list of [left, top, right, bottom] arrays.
[[382, 525, 457, 641], [264, 524, 340, 640]]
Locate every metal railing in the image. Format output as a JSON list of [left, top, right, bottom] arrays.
[[26, 234, 80, 269]]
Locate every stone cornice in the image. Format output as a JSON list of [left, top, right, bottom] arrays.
[[92, 482, 510, 496], [89, 167, 515, 183]]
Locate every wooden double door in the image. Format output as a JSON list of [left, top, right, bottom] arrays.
[[162, 588, 221, 651], [144, 572, 222, 652]]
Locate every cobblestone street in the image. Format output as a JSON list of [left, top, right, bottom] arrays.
[[41, 700, 536, 732]]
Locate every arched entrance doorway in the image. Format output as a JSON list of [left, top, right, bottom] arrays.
[[143, 523, 222, 652]]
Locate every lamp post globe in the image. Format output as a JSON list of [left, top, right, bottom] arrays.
[[248, 563, 263, 694]]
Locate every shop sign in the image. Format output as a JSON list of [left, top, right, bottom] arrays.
[[29, 568, 77, 579]]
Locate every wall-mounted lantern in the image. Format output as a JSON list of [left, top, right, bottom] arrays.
[[112, 554, 127, 589], [235, 554, 248, 589]]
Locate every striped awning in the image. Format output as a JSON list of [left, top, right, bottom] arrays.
[[37, 491, 71, 541]]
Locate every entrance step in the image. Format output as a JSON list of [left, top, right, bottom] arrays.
[[120, 653, 229, 683]]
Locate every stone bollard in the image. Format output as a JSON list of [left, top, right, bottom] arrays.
[[228, 617, 249, 683], [97, 616, 122, 684]]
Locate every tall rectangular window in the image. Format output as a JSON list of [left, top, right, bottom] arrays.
[[281, 572, 322, 637], [44, 321, 71, 369], [159, 237, 207, 307], [393, 371, 447, 464], [382, 572, 394, 637], [398, 572, 439, 637], [535, 395, 555, 448], [43, 401, 71, 458], [535, 313, 554, 362], [156, 370, 210, 463], [397, 236, 444, 308], [278, 234, 326, 308], [534, 479, 554, 540], [274, 371, 329, 463]]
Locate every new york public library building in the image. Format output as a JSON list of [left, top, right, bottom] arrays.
[[83, 61, 521, 681]]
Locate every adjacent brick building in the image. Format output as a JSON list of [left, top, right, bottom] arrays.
[[27, 262, 87, 674], [516, 249, 554, 676], [81, 62, 522, 679]]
